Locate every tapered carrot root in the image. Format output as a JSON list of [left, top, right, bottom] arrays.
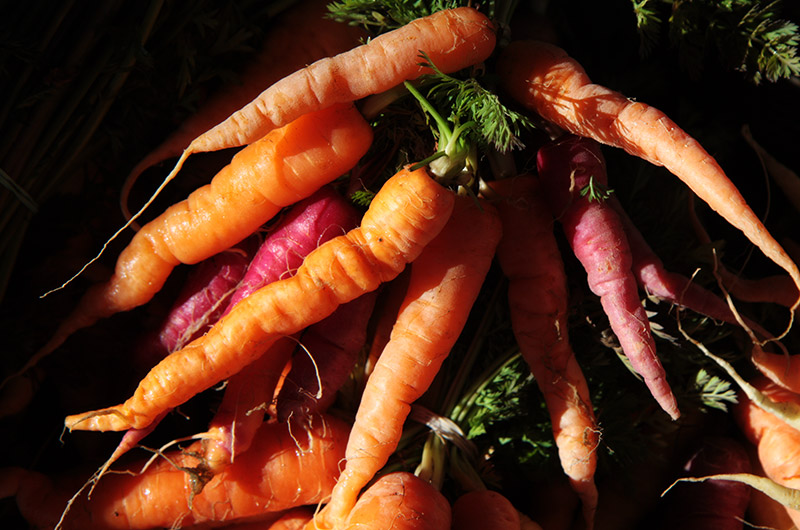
[[489, 175, 599, 528], [64, 167, 455, 432], [14, 103, 372, 387], [498, 40, 800, 318], [317, 195, 502, 528], [3, 414, 350, 529], [536, 135, 679, 420]]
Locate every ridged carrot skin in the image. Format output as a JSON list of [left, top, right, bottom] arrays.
[[25, 103, 372, 380], [64, 167, 455, 432], [318, 196, 502, 527], [191, 7, 497, 154], [2, 415, 349, 529], [489, 175, 599, 527], [498, 40, 800, 313]]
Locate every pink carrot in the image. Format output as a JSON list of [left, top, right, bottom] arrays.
[[537, 134, 679, 420]]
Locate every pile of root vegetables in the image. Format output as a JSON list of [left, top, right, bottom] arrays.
[[2, 1, 800, 529]]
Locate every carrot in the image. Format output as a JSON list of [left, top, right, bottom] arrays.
[[452, 489, 523, 530], [317, 195, 502, 528], [64, 166, 456, 432], [751, 348, 800, 395], [163, 7, 496, 179], [497, 39, 800, 321], [317, 472, 451, 530], [487, 175, 599, 527], [275, 291, 378, 421], [120, 0, 367, 224], [733, 376, 800, 527], [653, 436, 752, 530], [15, 102, 372, 386], [203, 185, 362, 469], [536, 134, 680, 420], [2, 414, 350, 529], [224, 185, 362, 313]]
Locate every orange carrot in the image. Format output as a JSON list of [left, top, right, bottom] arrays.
[[2, 414, 349, 529], [452, 489, 523, 530], [497, 40, 800, 320], [317, 195, 502, 528], [751, 348, 800, 395], [64, 166, 456, 432], [733, 376, 800, 527], [323, 472, 452, 530], [488, 175, 600, 528], [120, 0, 367, 223], [15, 103, 372, 385]]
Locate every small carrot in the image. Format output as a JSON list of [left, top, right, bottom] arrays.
[[2, 414, 350, 529], [451, 489, 524, 530], [497, 39, 800, 322], [317, 472, 452, 530], [488, 175, 599, 527], [317, 195, 502, 528], [119, 0, 367, 224], [64, 166, 456, 432], [536, 134, 679, 420], [15, 102, 372, 386]]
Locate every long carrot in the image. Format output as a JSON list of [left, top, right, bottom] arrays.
[[497, 39, 800, 321], [14, 102, 372, 386], [120, 0, 367, 224], [64, 166, 456, 432], [536, 135, 679, 420], [488, 175, 600, 528], [317, 195, 502, 528], [2, 414, 350, 529]]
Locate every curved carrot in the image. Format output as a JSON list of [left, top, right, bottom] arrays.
[[120, 0, 367, 223], [64, 167, 455, 432], [497, 39, 800, 319], [15, 102, 372, 386], [2, 414, 350, 529], [488, 175, 599, 528], [318, 195, 502, 527], [536, 135, 679, 420]]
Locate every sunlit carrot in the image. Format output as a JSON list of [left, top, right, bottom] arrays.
[[64, 166, 455, 432], [498, 40, 800, 322]]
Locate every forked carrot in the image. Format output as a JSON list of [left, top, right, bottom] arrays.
[[147, 7, 496, 220], [488, 175, 599, 528], [317, 195, 502, 528], [536, 135, 679, 420], [120, 0, 367, 224], [2, 414, 350, 529], [64, 167, 455, 432], [12, 103, 372, 387], [497, 40, 800, 324]]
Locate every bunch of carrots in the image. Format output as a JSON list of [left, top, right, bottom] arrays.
[[2, 0, 800, 529]]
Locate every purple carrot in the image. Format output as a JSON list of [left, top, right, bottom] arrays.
[[276, 291, 378, 421], [610, 196, 774, 341], [537, 134, 679, 420], [655, 437, 751, 530], [223, 184, 362, 313], [134, 238, 257, 372]]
